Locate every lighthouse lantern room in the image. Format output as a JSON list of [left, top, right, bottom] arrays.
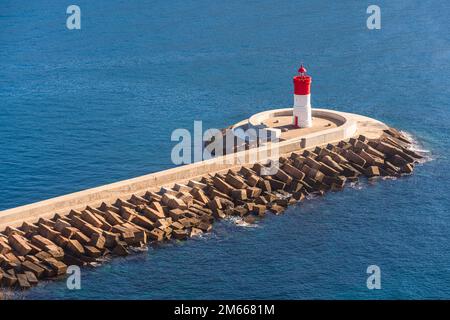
[[292, 65, 312, 128]]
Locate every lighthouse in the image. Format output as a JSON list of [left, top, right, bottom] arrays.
[[292, 65, 312, 128]]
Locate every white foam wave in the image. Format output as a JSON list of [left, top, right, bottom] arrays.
[[348, 182, 364, 190], [129, 246, 149, 253], [400, 130, 433, 164], [225, 215, 259, 228]]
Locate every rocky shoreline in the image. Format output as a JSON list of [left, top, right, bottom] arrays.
[[0, 128, 422, 291]]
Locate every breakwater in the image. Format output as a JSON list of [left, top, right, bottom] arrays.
[[0, 125, 422, 290]]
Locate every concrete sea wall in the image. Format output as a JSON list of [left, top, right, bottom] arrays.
[[0, 110, 422, 290], [0, 109, 359, 230]]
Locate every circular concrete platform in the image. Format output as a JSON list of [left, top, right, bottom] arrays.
[[262, 115, 339, 140], [231, 108, 388, 147]]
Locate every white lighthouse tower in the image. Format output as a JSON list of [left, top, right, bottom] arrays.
[[292, 65, 312, 128]]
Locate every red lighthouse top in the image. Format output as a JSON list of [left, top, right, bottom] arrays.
[[293, 64, 312, 95], [298, 65, 307, 74]]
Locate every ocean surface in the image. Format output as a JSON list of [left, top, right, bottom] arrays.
[[1, 0, 449, 299]]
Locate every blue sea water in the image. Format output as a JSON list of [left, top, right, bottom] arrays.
[[1, 0, 449, 299]]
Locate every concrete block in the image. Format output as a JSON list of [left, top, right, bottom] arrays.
[[31, 235, 55, 250], [172, 229, 188, 240], [212, 176, 234, 195], [38, 218, 55, 228], [1, 272, 17, 287], [22, 260, 45, 278], [73, 231, 90, 245], [263, 192, 277, 203], [209, 188, 233, 201], [102, 231, 119, 248], [189, 228, 203, 237], [344, 150, 366, 167], [115, 198, 136, 210], [208, 198, 222, 212], [10, 272, 26, 289], [275, 168, 293, 184], [68, 209, 83, 218], [170, 221, 184, 230], [323, 176, 346, 188], [21, 222, 39, 235], [129, 194, 150, 206], [255, 196, 268, 205], [37, 224, 59, 242], [154, 218, 172, 230], [292, 191, 305, 201], [177, 192, 194, 207], [142, 205, 165, 222], [0, 238, 12, 255], [35, 251, 52, 261], [163, 194, 188, 210], [188, 180, 207, 189], [306, 167, 325, 182], [67, 239, 85, 256], [44, 257, 67, 275], [54, 234, 70, 248], [131, 214, 154, 230], [25, 271, 38, 286], [84, 246, 102, 258], [232, 207, 248, 217], [269, 204, 285, 215], [119, 206, 137, 221], [267, 177, 286, 191], [4, 226, 25, 237], [178, 217, 192, 228], [46, 245, 65, 261], [225, 174, 247, 189], [317, 160, 339, 176], [61, 226, 77, 239], [390, 154, 409, 167], [168, 208, 185, 221], [320, 155, 344, 172], [104, 210, 125, 226], [196, 222, 212, 233], [54, 219, 72, 233], [99, 203, 120, 215], [111, 225, 134, 244], [340, 163, 362, 177], [90, 233, 106, 250], [358, 149, 384, 166], [304, 156, 321, 170], [113, 241, 129, 256], [144, 191, 162, 202], [148, 201, 164, 215], [148, 228, 164, 241], [231, 189, 247, 201], [401, 163, 414, 174], [190, 187, 210, 205], [246, 187, 262, 198], [282, 163, 305, 180], [364, 166, 380, 177], [8, 234, 32, 256], [81, 210, 103, 228], [160, 187, 178, 196], [244, 174, 260, 187], [190, 204, 212, 215], [252, 204, 266, 216]]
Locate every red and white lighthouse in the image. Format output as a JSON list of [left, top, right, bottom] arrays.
[[293, 65, 312, 128]]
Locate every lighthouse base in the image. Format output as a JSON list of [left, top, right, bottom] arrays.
[[293, 115, 312, 128], [293, 107, 312, 128]]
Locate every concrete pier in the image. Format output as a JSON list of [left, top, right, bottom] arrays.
[[0, 109, 422, 290]]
